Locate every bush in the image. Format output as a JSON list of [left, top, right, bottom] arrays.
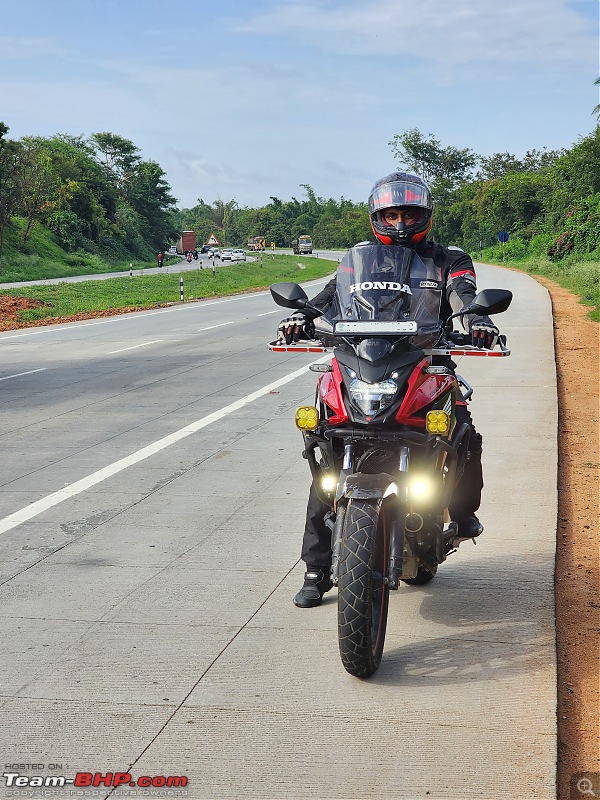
[[548, 194, 600, 258]]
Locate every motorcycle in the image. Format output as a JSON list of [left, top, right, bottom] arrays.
[[269, 245, 511, 677], [186, 252, 193, 263]]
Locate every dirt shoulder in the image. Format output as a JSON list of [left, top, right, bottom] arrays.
[[1, 282, 598, 796], [534, 278, 600, 799]]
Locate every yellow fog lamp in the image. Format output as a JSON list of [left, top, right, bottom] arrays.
[[295, 406, 319, 431], [426, 410, 451, 435]]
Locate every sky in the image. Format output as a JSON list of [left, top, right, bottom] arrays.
[[1, 0, 598, 210]]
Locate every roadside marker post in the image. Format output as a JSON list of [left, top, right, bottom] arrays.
[[498, 231, 509, 262], [129, 263, 133, 277], [179, 276, 184, 302]]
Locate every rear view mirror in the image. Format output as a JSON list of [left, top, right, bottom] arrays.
[[465, 289, 513, 316], [270, 282, 308, 309], [270, 282, 322, 319]]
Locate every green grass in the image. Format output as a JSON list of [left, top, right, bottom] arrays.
[[0, 218, 171, 282], [477, 248, 600, 322], [1, 255, 336, 324]]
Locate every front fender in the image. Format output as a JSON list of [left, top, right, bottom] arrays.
[[343, 472, 395, 500]]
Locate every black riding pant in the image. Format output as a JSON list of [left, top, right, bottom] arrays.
[[300, 404, 484, 568]]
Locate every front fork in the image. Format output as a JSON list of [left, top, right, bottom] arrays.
[[330, 444, 353, 584], [387, 446, 409, 589], [330, 445, 412, 589]]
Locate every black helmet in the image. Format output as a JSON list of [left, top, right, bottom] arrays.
[[368, 172, 433, 246]]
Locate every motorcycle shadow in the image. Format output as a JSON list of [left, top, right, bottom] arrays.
[[359, 550, 554, 686]]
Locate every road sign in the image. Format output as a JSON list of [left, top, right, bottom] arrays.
[[207, 234, 220, 245], [259, 238, 266, 249], [271, 241, 276, 249], [498, 231, 509, 243]]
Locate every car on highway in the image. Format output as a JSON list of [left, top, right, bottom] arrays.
[[232, 249, 247, 261], [221, 248, 235, 261]]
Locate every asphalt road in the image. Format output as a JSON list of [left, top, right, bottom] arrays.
[[0, 263, 557, 799]]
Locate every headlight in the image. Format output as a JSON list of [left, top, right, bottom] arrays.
[[349, 378, 397, 416], [408, 477, 433, 499], [321, 474, 337, 493]]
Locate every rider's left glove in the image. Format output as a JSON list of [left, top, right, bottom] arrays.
[[277, 313, 315, 345], [470, 316, 499, 350]]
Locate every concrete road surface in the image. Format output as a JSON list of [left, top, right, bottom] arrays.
[[0, 263, 556, 799]]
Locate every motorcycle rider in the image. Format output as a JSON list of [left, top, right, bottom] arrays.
[[277, 172, 501, 608], [157, 251, 164, 268]]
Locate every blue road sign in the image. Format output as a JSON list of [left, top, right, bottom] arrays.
[[498, 231, 509, 243]]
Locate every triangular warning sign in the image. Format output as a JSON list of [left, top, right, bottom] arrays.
[[206, 234, 220, 245]]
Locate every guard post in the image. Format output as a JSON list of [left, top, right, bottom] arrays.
[[179, 276, 184, 302]]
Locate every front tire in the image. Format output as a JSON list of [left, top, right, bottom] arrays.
[[337, 499, 389, 677], [401, 563, 437, 585]]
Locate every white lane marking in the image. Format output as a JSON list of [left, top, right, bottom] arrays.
[[256, 310, 280, 316], [0, 311, 174, 339], [108, 339, 163, 354], [198, 322, 234, 332], [0, 355, 330, 536], [0, 368, 47, 382]]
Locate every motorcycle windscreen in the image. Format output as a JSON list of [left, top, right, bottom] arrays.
[[316, 245, 442, 347]]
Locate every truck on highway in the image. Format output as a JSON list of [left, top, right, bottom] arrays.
[[176, 231, 196, 254], [247, 236, 265, 251], [292, 234, 312, 254]]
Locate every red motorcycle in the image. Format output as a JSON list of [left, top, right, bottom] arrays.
[[270, 245, 511, 677]]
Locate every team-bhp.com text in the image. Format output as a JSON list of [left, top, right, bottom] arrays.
[[3, 772, 188, 789]]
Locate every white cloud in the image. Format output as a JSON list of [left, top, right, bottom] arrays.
[[0, 36, 65, 59], [236, 0, 596, 69]]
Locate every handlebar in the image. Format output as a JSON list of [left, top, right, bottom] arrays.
[[267, 334, 511, 357]]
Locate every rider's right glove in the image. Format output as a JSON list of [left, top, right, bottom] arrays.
[[277, 313, 315, 345]]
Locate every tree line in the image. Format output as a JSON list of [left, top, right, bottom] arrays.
[[389, 126, 600, 261], [1, 119, 598, 269], [173, 186, 372, 251], [177, 126, 599, 262], [0, 123, 178, 264]]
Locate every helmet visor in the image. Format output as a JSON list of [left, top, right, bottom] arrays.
[[369, 180, 432, 214]]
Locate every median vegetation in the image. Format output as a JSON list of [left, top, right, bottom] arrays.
[[0, 255, 335, 327]]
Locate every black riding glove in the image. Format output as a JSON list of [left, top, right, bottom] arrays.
[[470, 316, 500, 350], [277, 313, 315, 344]]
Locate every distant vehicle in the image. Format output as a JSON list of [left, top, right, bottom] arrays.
[[168, 245, 178, 255], [201, 245, 211, 254], [176, 231, 195, 255], [209, 248, 220, 258], [247, 236, 265, 251], [221, 248, 235, 261], [232, 249, 247, 261], [292, 234, 312, 254]]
